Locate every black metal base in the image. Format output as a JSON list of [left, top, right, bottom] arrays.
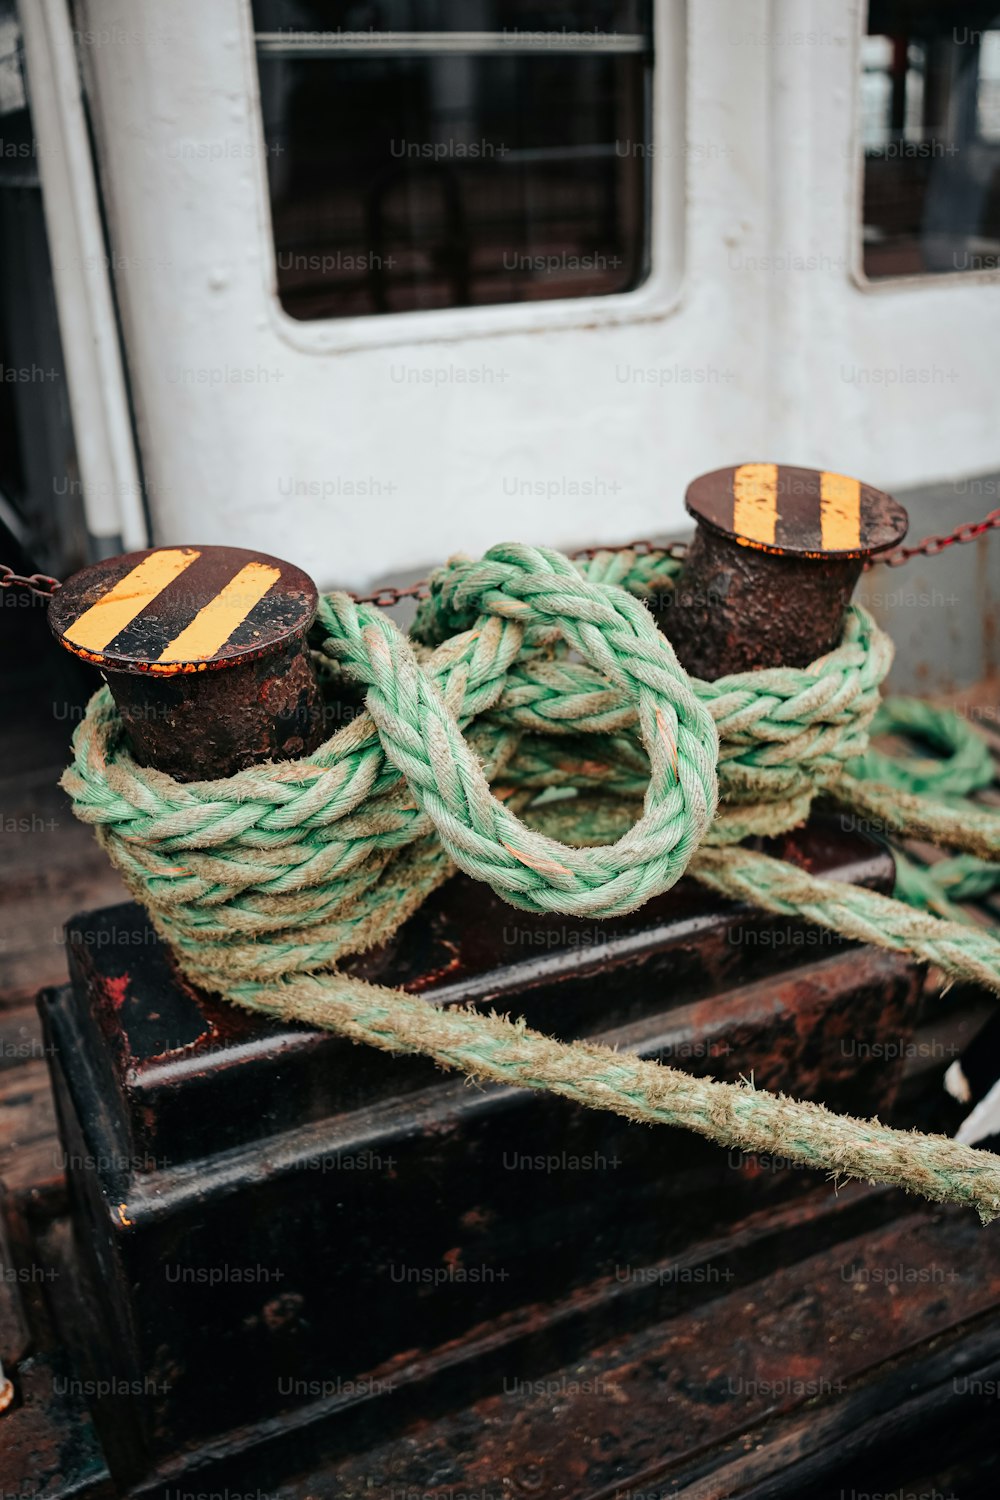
[[25, 817, 938, 1490]]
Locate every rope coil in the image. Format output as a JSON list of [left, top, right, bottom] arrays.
[[62, 544, 1000, 1220]]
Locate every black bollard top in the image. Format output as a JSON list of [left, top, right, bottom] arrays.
[[48, 545, 318, 675], [685, 464, 908, 560]]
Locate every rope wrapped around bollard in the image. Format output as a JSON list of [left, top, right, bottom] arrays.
[[62, 543, 1000, 1221]]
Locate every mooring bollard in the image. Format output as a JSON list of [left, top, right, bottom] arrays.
[[664, 463, 908, 678], [48, 545, 325, 780], [34, 507, 930, 1485]]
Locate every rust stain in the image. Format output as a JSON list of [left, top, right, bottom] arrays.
[[655, 707, 680, 782], [405, 938, 463, 994], [104, 974, 130, 1013]]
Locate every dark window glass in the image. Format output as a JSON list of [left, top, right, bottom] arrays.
[[252, 1, 653, 319], [862, 1, 1000, 278]]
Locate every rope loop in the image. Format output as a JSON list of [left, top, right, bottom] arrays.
[[62, 547, 893, 961], [851, 695, 995, 797], [316, 543, 719, 916]]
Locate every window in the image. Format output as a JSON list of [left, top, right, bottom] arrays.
[[861, 1, 1000, 279], [252, 1, 653, 320]]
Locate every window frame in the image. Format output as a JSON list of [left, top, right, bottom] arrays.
[[240, 0, 687, 353], [850, 0, 1000, 292]]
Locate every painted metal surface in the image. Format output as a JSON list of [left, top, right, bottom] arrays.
[[668, 463, 908, 675], [49, 545, 316, 672], [686, 463, 907, 560], [48, 545, 323, 777]]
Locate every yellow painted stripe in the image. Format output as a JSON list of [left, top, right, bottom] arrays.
[[157, 561, 281, 663], [732, 463, 778, 547], [820, 471, 862, 551], [64, 549, 200, 654]]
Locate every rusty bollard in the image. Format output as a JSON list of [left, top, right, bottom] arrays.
[[663, 463, 908, 678], [48, 545, 325, 780]]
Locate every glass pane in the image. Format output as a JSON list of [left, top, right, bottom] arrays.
[[862, 0, 1000, 279], [252, 1, 653, 320]]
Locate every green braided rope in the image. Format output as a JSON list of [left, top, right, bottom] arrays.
[[890, 849, 1000, 922], [316, 544, 719, 917], [229, 969, 1000, 1222], [849, 696, 995, 797], [832, 773, 1000, 862], [692, 846, 1000, 994], [60, 544, 1000, 1221], [827, 695, 999, 921], [835, 695, 1000, 918]]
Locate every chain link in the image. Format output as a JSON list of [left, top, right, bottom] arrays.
[[0, 565, 63, 600], [871, 508, 1000, 569], [353, 580, 432, 608], [350, 538, 688, 604], [1, 514, 995, 607], [568, 537, 688, 563]]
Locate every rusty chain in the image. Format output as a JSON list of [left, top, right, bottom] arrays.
[[1, 512, 997, 606], [356, 539, 686, 607], [872, 507, 1000, 568], [0, 564, 63, 600]]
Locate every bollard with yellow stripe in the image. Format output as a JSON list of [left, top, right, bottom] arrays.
[[49, 546, 324, 780], [664, 464, 908, 679]]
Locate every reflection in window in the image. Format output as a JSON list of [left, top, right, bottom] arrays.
[[252, 1, 653, 320], [862, 1, 1000, 278]]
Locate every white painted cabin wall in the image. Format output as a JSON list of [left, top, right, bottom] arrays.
[[71, 0, 1000, 590], [75, 0, 770, 588]]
